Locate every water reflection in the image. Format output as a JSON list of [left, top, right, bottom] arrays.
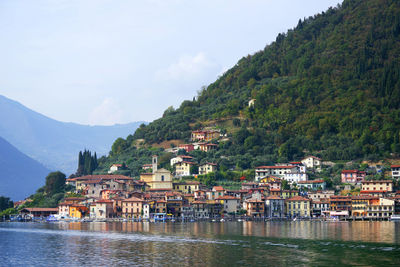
[[1, 221, 400, 266]]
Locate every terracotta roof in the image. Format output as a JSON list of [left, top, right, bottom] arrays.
[[123, 197, 144, 202], [94, 199, 114, 204], [256, 166, 295, 169], [72, 174, 133, 181], [245, 199, 264, 203], [341, 170, 365, 174], [270, 189, 281, 192], [391, 165, 400, 168], [212, 186, 224, 191], [298, 180, 325, 184], [286, 196, 310, 201], [111, 164, 123, 167], [22, 208, 59, 212], [216, 195, 239, 200], [362, 180, 392, 183], [360, 190, 388, 193], [265, 196, 282, 200]]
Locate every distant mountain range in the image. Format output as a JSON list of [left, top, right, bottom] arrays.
[[0, 136, 50, 200], [0, 95, 145, 175]]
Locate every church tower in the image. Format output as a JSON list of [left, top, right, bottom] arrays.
[[152, 155, 158, 173]]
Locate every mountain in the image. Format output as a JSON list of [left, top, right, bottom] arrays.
[[0, 95, 145, 174], [0, 136, 50, 200], [97, 0, 400, 175]]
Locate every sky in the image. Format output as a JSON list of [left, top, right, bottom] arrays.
[[0, 0, 342, 126]]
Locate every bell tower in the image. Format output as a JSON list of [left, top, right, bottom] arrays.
[[152, 155, 158, 173]]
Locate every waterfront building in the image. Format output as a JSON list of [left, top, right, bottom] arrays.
[[285, 196, 311, 218], [122, 197, 144, 219], [166, 191, 184, 217], [243, 198, 265, 217], [329, 196, 352, 217], [311, 199, 330, 217], [90, 200, 114, 219], [216, 195, 241, 214], [341, 170, 366, 184], [366, 198, 395, 219], [265, 196, 285, 218], [351, 196, 378, 218], [192, 200, 209, 218], [19, 208, 58, 219]]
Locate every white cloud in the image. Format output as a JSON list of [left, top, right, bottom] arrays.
[[88, 98, 124, 126], [155, 52, 220, 83]]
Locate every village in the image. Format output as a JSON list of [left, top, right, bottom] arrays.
[[16, 129, 400, 222]]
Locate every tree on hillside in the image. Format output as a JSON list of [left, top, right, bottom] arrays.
[[45, 171, 66, 195], [0, 196, 13, 212], [76, 150, 98, 176]]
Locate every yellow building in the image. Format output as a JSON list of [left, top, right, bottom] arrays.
[[199, 163, 217, 175], [140, 156, 173, 190], [69, 204, 88, 218], [175, 161, 195, 177], [282, 190, 299, 199], [285, 196, 311, 218], [351, 196, 377, 217], [173, 181, 200, 194]]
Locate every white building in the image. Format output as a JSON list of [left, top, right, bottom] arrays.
[[391, 165, 400, 179], [108, 164, 123, 174], [255, 164, 307, 183], [301, 156, 322, 169], [170, 155, 194, 166]]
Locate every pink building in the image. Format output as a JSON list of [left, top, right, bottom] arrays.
[[341, 170, 366, 184], [179, 144, 195, 152]]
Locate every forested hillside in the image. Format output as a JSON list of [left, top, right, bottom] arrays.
[[97, 0, 400, 175]]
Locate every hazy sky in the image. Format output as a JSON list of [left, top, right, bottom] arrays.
[[0, 0, 342, 125]]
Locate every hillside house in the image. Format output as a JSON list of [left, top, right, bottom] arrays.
[[199, 162, 217, 175], [301, 156, 322, 169], [391, 165, 400, 179], [108, 164, 123, 174], [178, 144, 195, 153], [191, 130, 220, 142], [341, 170, 366, 184], [175, 161, 195, 177], [170, 155, 193, 166]]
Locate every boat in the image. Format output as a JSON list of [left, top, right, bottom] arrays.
[[390, 214, 400, 221], [46, 215, 59, 222]]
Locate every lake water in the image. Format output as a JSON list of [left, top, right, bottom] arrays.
[[1, 221, 400, 266]]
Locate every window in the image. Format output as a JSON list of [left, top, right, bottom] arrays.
[[161, 175, 164, 181]]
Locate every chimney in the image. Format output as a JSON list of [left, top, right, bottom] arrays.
[[152, 155, 158, 173]]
